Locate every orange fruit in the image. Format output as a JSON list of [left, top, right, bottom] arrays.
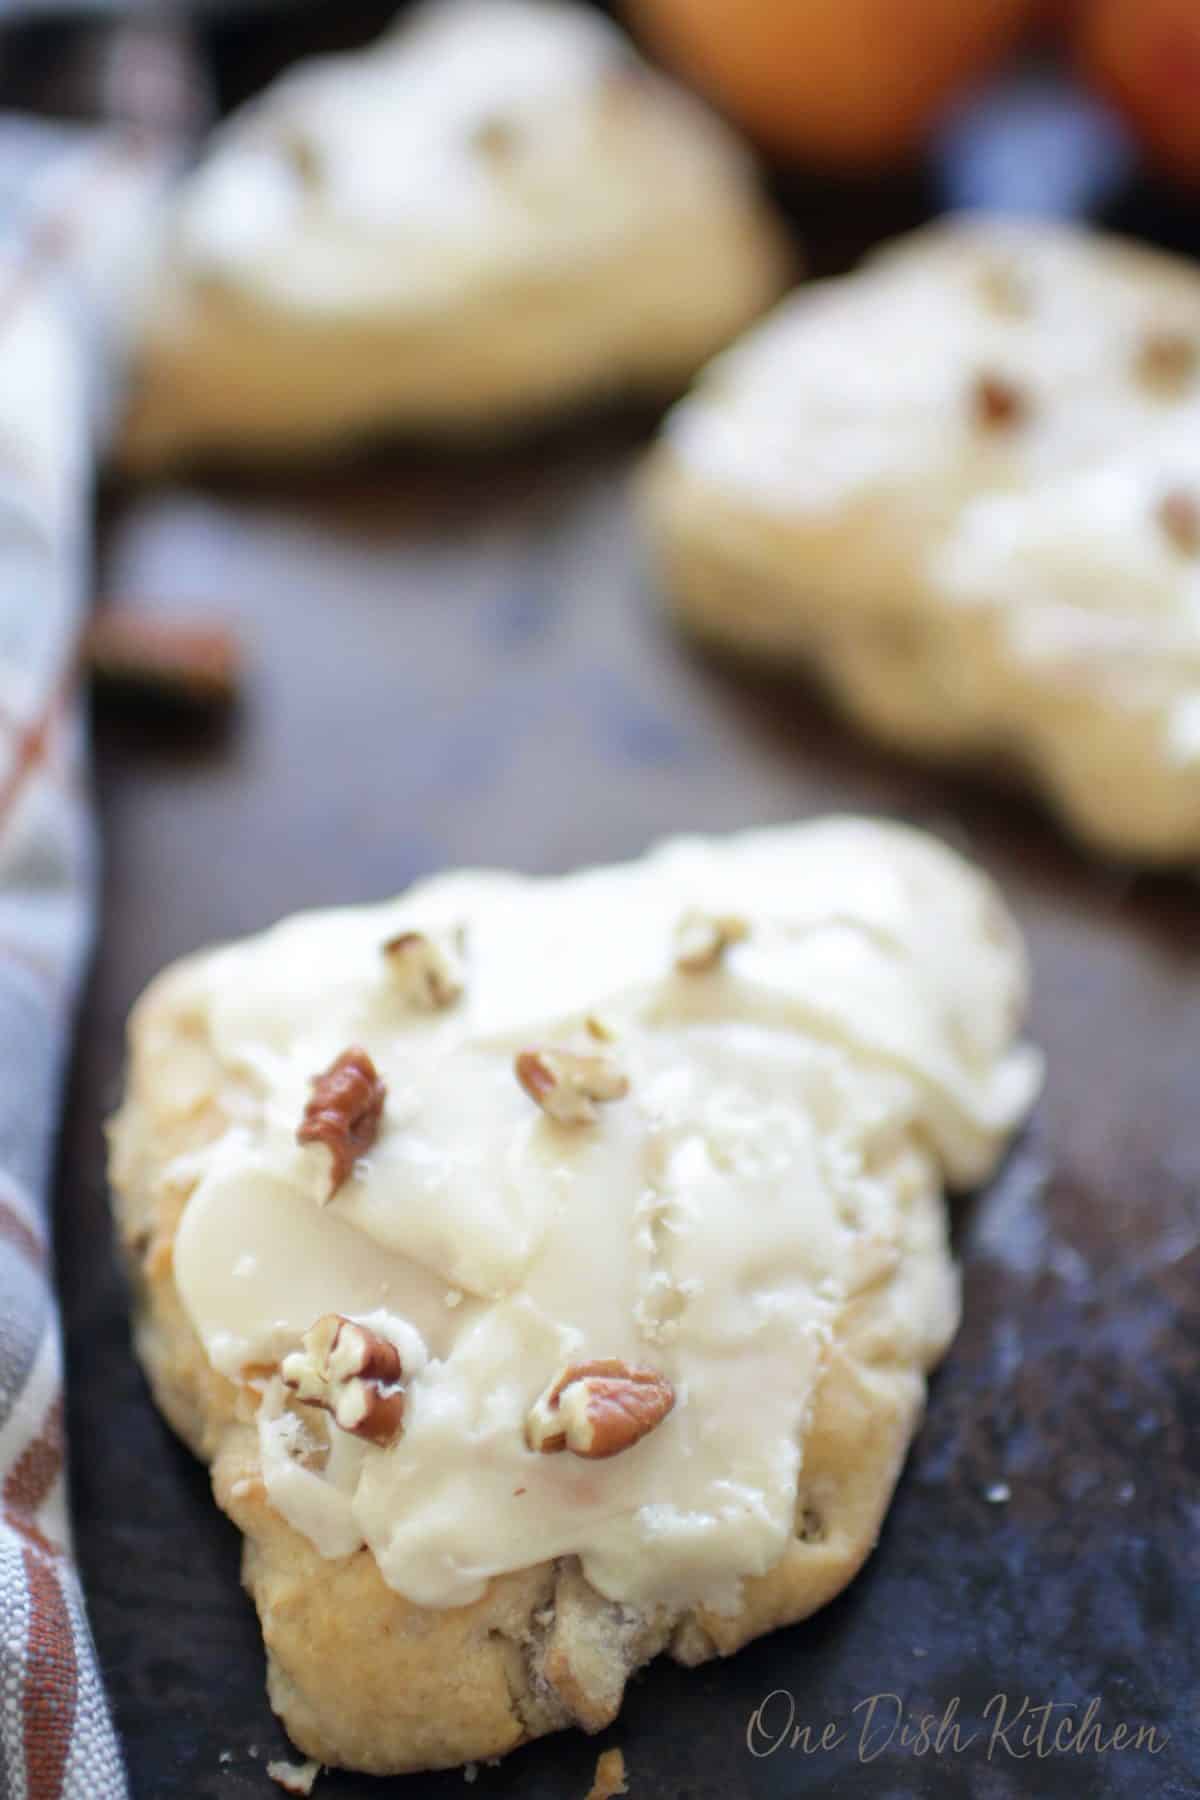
[[1076, 0, 1200, 184], [624, 0, 1037, 167]]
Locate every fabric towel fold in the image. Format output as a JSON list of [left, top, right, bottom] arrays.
[[0, 118, 168, 1800]]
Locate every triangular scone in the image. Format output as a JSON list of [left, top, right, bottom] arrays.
[[117, 0, 791, 471], [107, 820, 1040, 1776], [642, 218, 1200, 863]]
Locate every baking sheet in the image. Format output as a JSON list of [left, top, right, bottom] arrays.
[[58, 424, 1196, 1798], [53, 31, 1200, 1800]]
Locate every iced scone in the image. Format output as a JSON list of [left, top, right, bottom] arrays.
[[117, 0, 791, 471], [642, 217, 1200, 862], [107, 820, 1041, 1775]]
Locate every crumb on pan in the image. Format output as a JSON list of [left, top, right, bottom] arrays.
[[267, 1758, 320, 1795], [84, 607, 242, 709], [586, 1747, 628, 1799]]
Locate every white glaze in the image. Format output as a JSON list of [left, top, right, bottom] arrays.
[[169, 821, 1040, 1611], [653, 219, 1200, 857]]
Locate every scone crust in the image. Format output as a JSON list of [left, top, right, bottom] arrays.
[[108, 951, 961, 1774]]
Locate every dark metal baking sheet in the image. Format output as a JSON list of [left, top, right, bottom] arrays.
[[52, 21, 1200, 1800]]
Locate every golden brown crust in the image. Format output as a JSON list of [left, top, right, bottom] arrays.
[[107, 954, 960, 1773]]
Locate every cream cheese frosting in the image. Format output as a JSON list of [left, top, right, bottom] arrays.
[[663, 218, 1200, 525], [163, 821, 1040, 1615], [118, 0, 790, 466], [645, 219, 1200, 860]]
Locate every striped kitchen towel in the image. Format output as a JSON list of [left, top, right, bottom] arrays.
[[0, 121, 169, 1800]]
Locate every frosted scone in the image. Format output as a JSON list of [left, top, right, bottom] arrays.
[[108, 820, 1041, 1775], [642, 218, 1200, 862], [118, 0, 790, 471]]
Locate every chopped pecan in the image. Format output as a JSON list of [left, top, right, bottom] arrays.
[[84, 608, 241, 711], [381, 926, 465, 1009], [281, 1314, 405, 1447], [797, 1503, 826, 1544], [674, 909, 748, 974], [297, 1046, 386, 1200], [976, 261, 1031, 319], [280, 125, 322, 188], [1135, 330, 1197, 398], [526, 1359, 675, 1459], [1157, 487, 1200, 557], [970, 371, 1029, 432], [514, 1048, 628, 1125]]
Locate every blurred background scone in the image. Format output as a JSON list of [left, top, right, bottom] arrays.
[[117, 0, 792, 471], [642, 217, 1200, 862]]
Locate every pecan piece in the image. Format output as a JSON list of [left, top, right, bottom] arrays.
[[976, 261, 1031, 319], [526, 1359, 675, 1459], [1157, 488, 1200, 557], [970, 371, 1029, 432], [85, 608, 241, 711], [674, 909, 748, 974], [297, 1046, 386, 1200], [281, 1314, 405, 1447], [514, 1049, 628, 1125], [470, 114, 520, 160], [1135, 330, 1197, 398], [381, 926, 465, 1010]]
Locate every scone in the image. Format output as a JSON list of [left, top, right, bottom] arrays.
[[642, 217, 1200, 862], [107, 820, 1040, 1776], [117, 0, 791, 471]]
